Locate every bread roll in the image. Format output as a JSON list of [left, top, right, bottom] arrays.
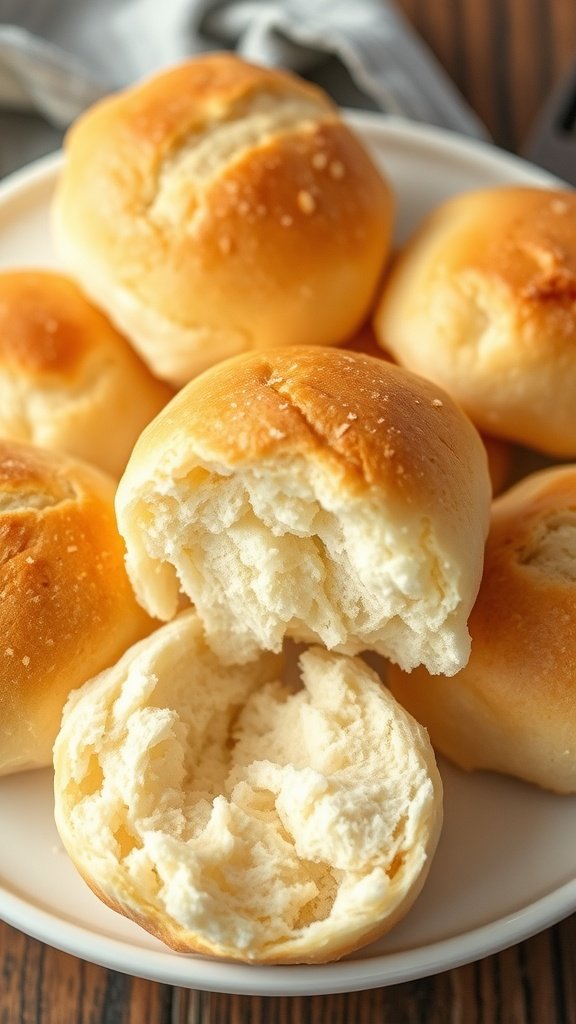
[[0, 438, 155, 776], [53, 610, 443, 963], [0, 270, 173, 478], [52, 53, 394, 387], [373, 186, 576, 456], [115, 346, 491, 675], [387, 465, 576, 793]]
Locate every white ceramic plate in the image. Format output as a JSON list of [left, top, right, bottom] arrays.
[[0, 113, 574, 998]]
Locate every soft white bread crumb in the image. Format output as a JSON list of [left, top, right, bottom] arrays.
[[116, 347, 491, 675], [387, 465, 576, 793], [53, 610, 443, 964]]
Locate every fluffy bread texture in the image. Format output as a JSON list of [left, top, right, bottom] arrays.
[[0, 438, 155, 776], [373, 186, 576, 456], [116, 346, 491, 676], [52, 53, 394, 387], [0, 270, 173, 477], [387, 465, 576, 793], [53, 610, 443, 964]]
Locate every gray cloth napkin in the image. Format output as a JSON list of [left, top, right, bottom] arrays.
[[0, 0, 488, 176]]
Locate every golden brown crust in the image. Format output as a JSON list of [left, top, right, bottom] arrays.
[[411, 188, 576, 302], [67, 51, 335, 150], [0, 271, 95, 375], [339, 336, 512, 497], [373, 186, 576, 456], [0, 270, 173, 476], [387, 464, 576, 793], [130, 345, 485, 508], [0, 438, 155, 775], [53, 54, 394, 385]]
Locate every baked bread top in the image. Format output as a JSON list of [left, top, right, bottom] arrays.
[[373, 186, 576, 456], [53, 53, 394, 386]]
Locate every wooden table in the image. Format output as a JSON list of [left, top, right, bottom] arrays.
[[1, 1, 576, 1021]]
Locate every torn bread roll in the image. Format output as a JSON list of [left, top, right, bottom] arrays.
[[387, 465, 576, 793], [115, 346, 491, 675], [53, 610, 443, 964], [373, 186, 576, 456], [0, 438, 155, 776], [52, 53, 394, 387], [0, 270, 173, 477]]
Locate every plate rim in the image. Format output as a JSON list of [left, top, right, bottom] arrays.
[[2, 872, 575, 996], [0, 112, 572, 996]]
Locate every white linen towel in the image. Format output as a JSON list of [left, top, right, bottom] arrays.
[[0, 0, 487, 176]]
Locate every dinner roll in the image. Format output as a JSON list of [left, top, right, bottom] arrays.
[[0, 438, 155, 776], [387, 465, 576, 793], [116, 346, 491, 675], [52, 53, 394, 387], [373, 186, 576, 456], [0, 270, 173, 478], [53, 610, 443, 963]]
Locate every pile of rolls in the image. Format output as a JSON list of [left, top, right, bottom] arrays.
[[372, 177, 576, 796], [0, 51, 574, 965]]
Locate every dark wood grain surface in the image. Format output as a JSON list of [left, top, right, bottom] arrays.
[[1, 1, 576, 1021], [397, 0, 576, 152]]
